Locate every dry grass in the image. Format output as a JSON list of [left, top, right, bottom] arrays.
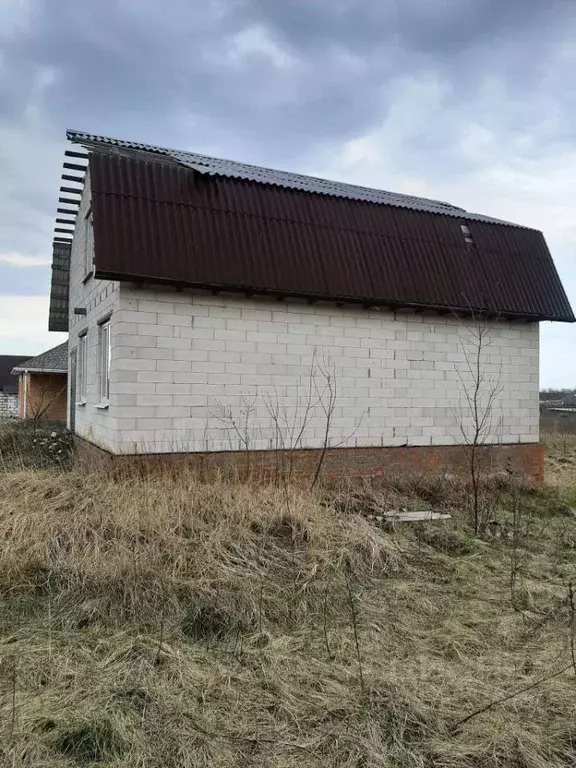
[[544, 429, 576, 491], [0, 448, 575, 766]]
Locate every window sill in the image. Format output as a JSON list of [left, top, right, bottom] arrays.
[[76, 400, 86, 407], [95, 402, 109, 410]]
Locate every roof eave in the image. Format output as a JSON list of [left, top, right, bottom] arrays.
[[94, 269, 576, 324], [11, 367, 67, 375]]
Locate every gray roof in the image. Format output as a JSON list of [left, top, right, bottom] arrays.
[[12, 342, 68, 374], [67, 129, 518, 227]]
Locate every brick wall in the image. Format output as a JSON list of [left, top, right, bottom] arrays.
[[19, 373, 67, 421], [75, 438, 544, 485]]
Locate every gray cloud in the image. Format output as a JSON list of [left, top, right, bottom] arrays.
[[0, 0, 574, 300], [2, 0, 573, 161]]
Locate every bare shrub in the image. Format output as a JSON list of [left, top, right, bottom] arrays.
[[0, 420, 73, 471], [454, 312, 504, 534]]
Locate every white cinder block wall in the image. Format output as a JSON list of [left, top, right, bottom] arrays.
[[105, 287, 538, 455], [0, 392, 18, 418], [67, 171, 119, 450], [66, 192, 539, 455]]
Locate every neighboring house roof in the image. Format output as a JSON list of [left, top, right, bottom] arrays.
[[12, 342, 68, 374], [0, 356, 29, 393], [48, 130, 575, 332]]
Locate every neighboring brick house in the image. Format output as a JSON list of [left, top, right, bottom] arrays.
[[0, 356, 28, 418], [46, 130, 574, 481], [12, 343, 68, 421]]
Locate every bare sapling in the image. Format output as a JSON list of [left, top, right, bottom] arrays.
[[154, 580, 167, 667], [213, 394, 258, 478], [568, 581, 576, 675], [311, 354, 338, 489], [213, 352, 363, 488], [343, 561, 365, 694], [508, 483, 526, 610], [454, 311, 503, 535], [309, 354, 365, 488], [322, 583, 333, 660], [263, 355, 319, 487]]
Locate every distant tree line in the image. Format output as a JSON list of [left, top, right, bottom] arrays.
[[540, 388, 576, 402]]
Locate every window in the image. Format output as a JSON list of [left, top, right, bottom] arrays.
[[98, 319, 111, 404], [77, 333, 88, 403], [84, 211, 94, 277], [461, 223, 474, 247]]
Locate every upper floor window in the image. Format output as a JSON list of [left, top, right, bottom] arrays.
[[461, 223, 474, 247], [85, 210, 94, 277], [98, 319, 111, 404]]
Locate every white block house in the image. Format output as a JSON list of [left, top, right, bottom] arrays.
[[47, 131, 574, 480]]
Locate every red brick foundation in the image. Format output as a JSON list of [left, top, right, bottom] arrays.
[[74, 438, 544, 486]]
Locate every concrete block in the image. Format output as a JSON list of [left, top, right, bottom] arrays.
[[137, 371, 173, 383], [114, 370, 138, 383], [155, 384, 191, 395], [115, 334, 157, 348], [138, 324, 174, 338], [173, 372, 210, 384], [118, 310, 157, 324], [137, 347, 175, 359], [116, 382, 155, 395], [115, 358, 156, 371], [136, 417, 174, 430], [157, 359, 192, 372], [136, 395, 173, 407], [215, 329, 246, 342], [173, 394, 209, 407]]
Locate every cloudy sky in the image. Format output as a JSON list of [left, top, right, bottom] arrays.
[[1, 0, 574, 386]]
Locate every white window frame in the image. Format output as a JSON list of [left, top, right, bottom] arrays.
[[97, 319, 111, 407], [77, 332, 88, 404], [84, 210, 94, 278]]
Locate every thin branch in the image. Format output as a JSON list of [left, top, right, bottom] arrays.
[[568, 581, 576, 675], [9, 658, 17, 743], [323, 583, 333, 660], [343, 565, 365, 694], [154, 583, 166, 666], [258, 576, 264, 635], [452, 661, 574, 730]]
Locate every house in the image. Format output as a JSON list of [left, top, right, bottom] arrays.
[[47, 130, 574, 481], [11, 342, 68, 421], [0, 355, 29, 418]]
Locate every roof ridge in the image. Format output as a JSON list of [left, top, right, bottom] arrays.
[[68, 128, 455, 207], [67, 129, 521, 225]]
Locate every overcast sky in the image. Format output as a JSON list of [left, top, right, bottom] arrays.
[[1, 0, 574, 387]]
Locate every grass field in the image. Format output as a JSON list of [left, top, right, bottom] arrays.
[[0, 426, 576, 766]]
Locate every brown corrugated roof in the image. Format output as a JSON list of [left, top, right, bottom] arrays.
[[67, 129, 512, 223], [51, 132, 574, 323], [48, 240, 71, 332], [84, 149, 573, 322]]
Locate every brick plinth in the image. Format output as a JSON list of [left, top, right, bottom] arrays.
[[74, 438, 544, 486]]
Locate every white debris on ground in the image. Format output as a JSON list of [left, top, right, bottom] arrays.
[[364, 509, 451, 523]]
